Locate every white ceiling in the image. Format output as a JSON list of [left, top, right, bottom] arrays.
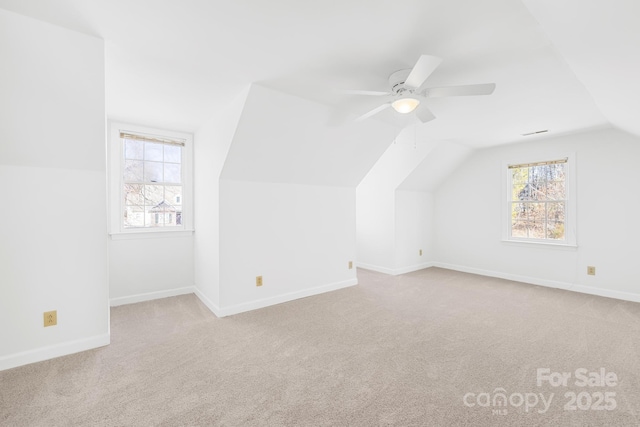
[[0, 0, 637, 148], [220, 84, 397, 187], [523, 0, 640, 138]]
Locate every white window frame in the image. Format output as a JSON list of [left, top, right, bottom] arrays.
[[502, 153, 577, 247], [108, 121, 193, 238]]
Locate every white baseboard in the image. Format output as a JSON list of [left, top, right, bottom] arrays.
[[393, 262, 434, 275], [210, 278, 358, 318], [110, 286, 195, 307], [193, 287, 222, 317], [356, 262, 433, 276], [569, 284, 640, 303], [355, 262, 395, 275], [0, 333, 110, 372], [432, 262, 573, 290], [433, 262, 640, 303]]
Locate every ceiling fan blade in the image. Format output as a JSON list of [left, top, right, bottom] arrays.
[[415, 105, 436, 123], [355, 103, 392, 121], [405, 55, 443, 89], [425, 83, 496, 98], [340, 89, 391, 96]]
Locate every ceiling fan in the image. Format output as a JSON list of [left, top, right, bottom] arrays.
[[344, 55, 496, 123]]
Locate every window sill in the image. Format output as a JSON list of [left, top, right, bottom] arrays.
[[110, 229, 194, 240], [501, 239, 577, 250]]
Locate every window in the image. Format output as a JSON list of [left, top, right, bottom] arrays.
[[109, 122, 193, 236], [503, 155, 576, 246]]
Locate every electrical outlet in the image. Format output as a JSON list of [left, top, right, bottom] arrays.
[[587, 266, 596, 276], [44, 310, 57, 327], [419, 249, 423, 256], [256, 276, 263, 287], [348, 261, 353, 269]]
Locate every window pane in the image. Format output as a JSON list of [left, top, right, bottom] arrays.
[[513, 167, 546, 200], [148, 206, 179, 227], [548, 163, 565, 180], [164, 145, 181, 163], [124, 139, 143, 160], [123, 160, 143, 182], [528, 221, 545, 239], [164, 164, 181, 183], [148, 207, 163, 227], [144, 161, 163, 182], [165, 185, 182, 206], [509, 161, 567, 242], [535, 181, 547, 201], [537, 165, 552, 182], [547, 202, 565, 223], [529, 202, 546, 239], [526, 202, 545, 222], [529, 168, 545, 187], [511, 202, 527, 222], [124, 205, 145, 228], [124, 184, 144, 206], [546, 181, 565, 200], [512, 182, 526, 201], [547, 221, 565, 240], [118, 129, 188, 230], [511, 220, 528, 238], [512, 219, 545, 239], [515, 202, 539, 221], [144, 185, 164, 206], [512, 168, 528, 184], [145, 142, 163, 161], [517, 183, 536, 201]]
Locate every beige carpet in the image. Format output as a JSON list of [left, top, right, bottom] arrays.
[[2, 267, 640, 426]]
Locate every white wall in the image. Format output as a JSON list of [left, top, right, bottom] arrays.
[[356, 186, 395, 271], [394, 190, 434, 273], [356, 139, 434, 274], [356, 188, 433, 276], [434, 127, 640, 300], [219, 180, 356, 314], [108, 236, 194, 304], [205, 84, 396, 315], [0, 10, 108, 370], [193, 88, 250, 313]]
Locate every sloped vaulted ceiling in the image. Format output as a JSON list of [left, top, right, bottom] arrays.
[[522, 0, 640, 138], [0, 0, 638, 145], [220, 84, 396, 187]]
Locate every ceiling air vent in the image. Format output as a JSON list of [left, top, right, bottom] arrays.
[[521, 129, 548, 136]]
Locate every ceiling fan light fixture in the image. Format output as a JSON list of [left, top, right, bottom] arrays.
[[392, 97, 420, 114]]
